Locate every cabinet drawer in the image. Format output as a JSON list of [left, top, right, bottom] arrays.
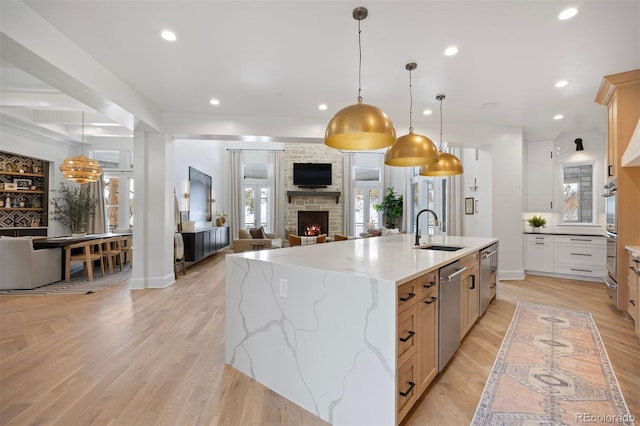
[[526, 234, 553, 244], [554, 235, 606, 247], [555, 245, 606, 266], [416, 270, 438, 300], [459, 251, 479, 270], [397, 305, 417, 366], [398, 280, 419, 313], [397, 353, 417, 423], [553, 264, 606, 277]]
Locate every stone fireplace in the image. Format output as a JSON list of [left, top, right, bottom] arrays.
[[298, 211, 329, 236]]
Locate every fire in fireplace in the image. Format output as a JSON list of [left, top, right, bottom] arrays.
[[298, 211, 329, 236]]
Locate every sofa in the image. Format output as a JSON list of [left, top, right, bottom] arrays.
[[0, 236, 62, 290], [233, 228, 283, 253]]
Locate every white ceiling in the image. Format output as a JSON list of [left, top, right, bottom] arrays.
[[1, 1, 639, 147]]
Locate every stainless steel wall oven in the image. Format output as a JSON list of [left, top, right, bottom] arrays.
[[602, 180, 617, 305]]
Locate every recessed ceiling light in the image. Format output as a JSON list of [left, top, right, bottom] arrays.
[[558, 8, 578, 20], [480, 102, 499, 110], [555, 80, 569, 88], [209, 98, 220, 106], [554, 114, 564, 120], [444, 46, 458, 56], [318, 104, 327, 111], [161, 30, 177, 41], [422, 109, 432, 115]]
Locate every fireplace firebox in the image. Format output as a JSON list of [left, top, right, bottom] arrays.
[[298, 211, 329, 236]]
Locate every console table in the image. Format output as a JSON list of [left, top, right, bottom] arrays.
[[181, 226, 229, 263]]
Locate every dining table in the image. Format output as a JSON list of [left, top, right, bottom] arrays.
[[33, 232, 132, 281]]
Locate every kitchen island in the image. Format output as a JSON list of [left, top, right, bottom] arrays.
[[225, 233, 497, 425]]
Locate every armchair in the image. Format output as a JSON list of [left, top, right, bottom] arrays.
[[233, 228, 283, 253], [0, 236, 62, 290]]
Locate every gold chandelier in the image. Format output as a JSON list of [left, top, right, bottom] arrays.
[[419, 95, 463, 176], [385, 62, 439, 166], [59, 111, 103, 184], [325, 7, 396, 151]]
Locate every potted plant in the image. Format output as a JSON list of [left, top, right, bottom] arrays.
[[527, 215, 546, 232], [374, 187, 403, 229], [50, 183, 97, 236]]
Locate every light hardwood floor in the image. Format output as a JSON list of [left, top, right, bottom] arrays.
[[1, 252, 638, 425]]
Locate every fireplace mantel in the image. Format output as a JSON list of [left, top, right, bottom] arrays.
[[286, 190, 341, 204]]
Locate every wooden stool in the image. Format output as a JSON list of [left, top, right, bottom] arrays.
[[102, 237, 123, 274], [120, 235, 133, 268], [64, 239, 105, 282]]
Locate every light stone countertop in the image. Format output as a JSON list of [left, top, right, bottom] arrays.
[[230, 233, 497, 285], [626, 246, 640, 256]]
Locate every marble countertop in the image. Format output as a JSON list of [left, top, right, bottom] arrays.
[[230, 233, 497, 285]]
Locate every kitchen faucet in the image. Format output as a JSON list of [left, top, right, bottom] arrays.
[[415, 209, 439, 245]]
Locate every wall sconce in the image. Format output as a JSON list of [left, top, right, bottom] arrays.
[[469, 178, 478, 192], [575, 138, 584, 151], [180, 180, 190, 212]]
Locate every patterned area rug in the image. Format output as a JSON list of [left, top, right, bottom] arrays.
[[472, 302, 634, 425], [0, 265, 131, 295]]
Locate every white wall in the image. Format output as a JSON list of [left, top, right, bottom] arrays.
[[461, 147, 493, 238], [492, 133, 525, 280]]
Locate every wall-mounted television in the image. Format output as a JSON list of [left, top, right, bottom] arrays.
[[188, 166, 212, 222], [293, 163, 332, 188]]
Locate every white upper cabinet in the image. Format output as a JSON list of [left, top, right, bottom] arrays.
[[526, 140, 554, 212]]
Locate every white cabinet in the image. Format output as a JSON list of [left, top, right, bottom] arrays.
[[526, 140, 554, 212], [525, 234, 554, 272], [554, 235, 606, 278], [526, 234, 607, 279]]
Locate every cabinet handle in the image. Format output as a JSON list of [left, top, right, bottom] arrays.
[[570, 268, 592, 273], [399, 292, 416, 302], [424, 296, 437, 304], [570, 252, 591, 256], [570, 238, 592, 242], [608, 165, 613, 176], [423, 282, 436, 289], [399, 381, 415, 397], [631, 300, 636, 307], [535, 242, 545, 245], [470, 275, 476, 290], [399, 330, 415, 342], [535, 237, 545, 239], [490, 284, 496, 289]]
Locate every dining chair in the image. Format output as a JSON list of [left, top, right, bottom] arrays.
[[174, 233, 186, 279], [64, 239, 105, 282], [102, 237, 123, 274], [119, 235, 133, 268]]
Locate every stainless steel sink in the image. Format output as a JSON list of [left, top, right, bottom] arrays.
[[418, 244, 465, 252]]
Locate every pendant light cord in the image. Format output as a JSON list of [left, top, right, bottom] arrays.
[[408, 68, 413, 132], [439, 96, 443, 151], [357, 18, 362, 103]]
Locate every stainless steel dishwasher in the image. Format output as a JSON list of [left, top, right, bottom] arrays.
[[479, 243, 498, 316], [438, 260, 467, 372]]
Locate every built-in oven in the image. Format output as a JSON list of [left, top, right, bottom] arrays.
[[604, 232, 618, 305], [602, 180, 617, 306]]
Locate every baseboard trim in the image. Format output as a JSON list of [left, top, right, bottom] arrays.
[[130, 273, 175, 290], [524, 271, 604, 283], [499, 270, 525, 280]]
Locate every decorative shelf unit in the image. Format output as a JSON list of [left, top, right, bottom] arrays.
[[0, 152, 49, 234], [287, 191, 341, 204]]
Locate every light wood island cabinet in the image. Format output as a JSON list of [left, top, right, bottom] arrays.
[[459, 252, 480, 338], [595, 69, 640, 310]]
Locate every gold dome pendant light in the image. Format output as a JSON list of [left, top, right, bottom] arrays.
[[419, 94, 463, 176], [325, 7, 396, 151], [59, 111, 103, 184], [385, 62, 439, 166]]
